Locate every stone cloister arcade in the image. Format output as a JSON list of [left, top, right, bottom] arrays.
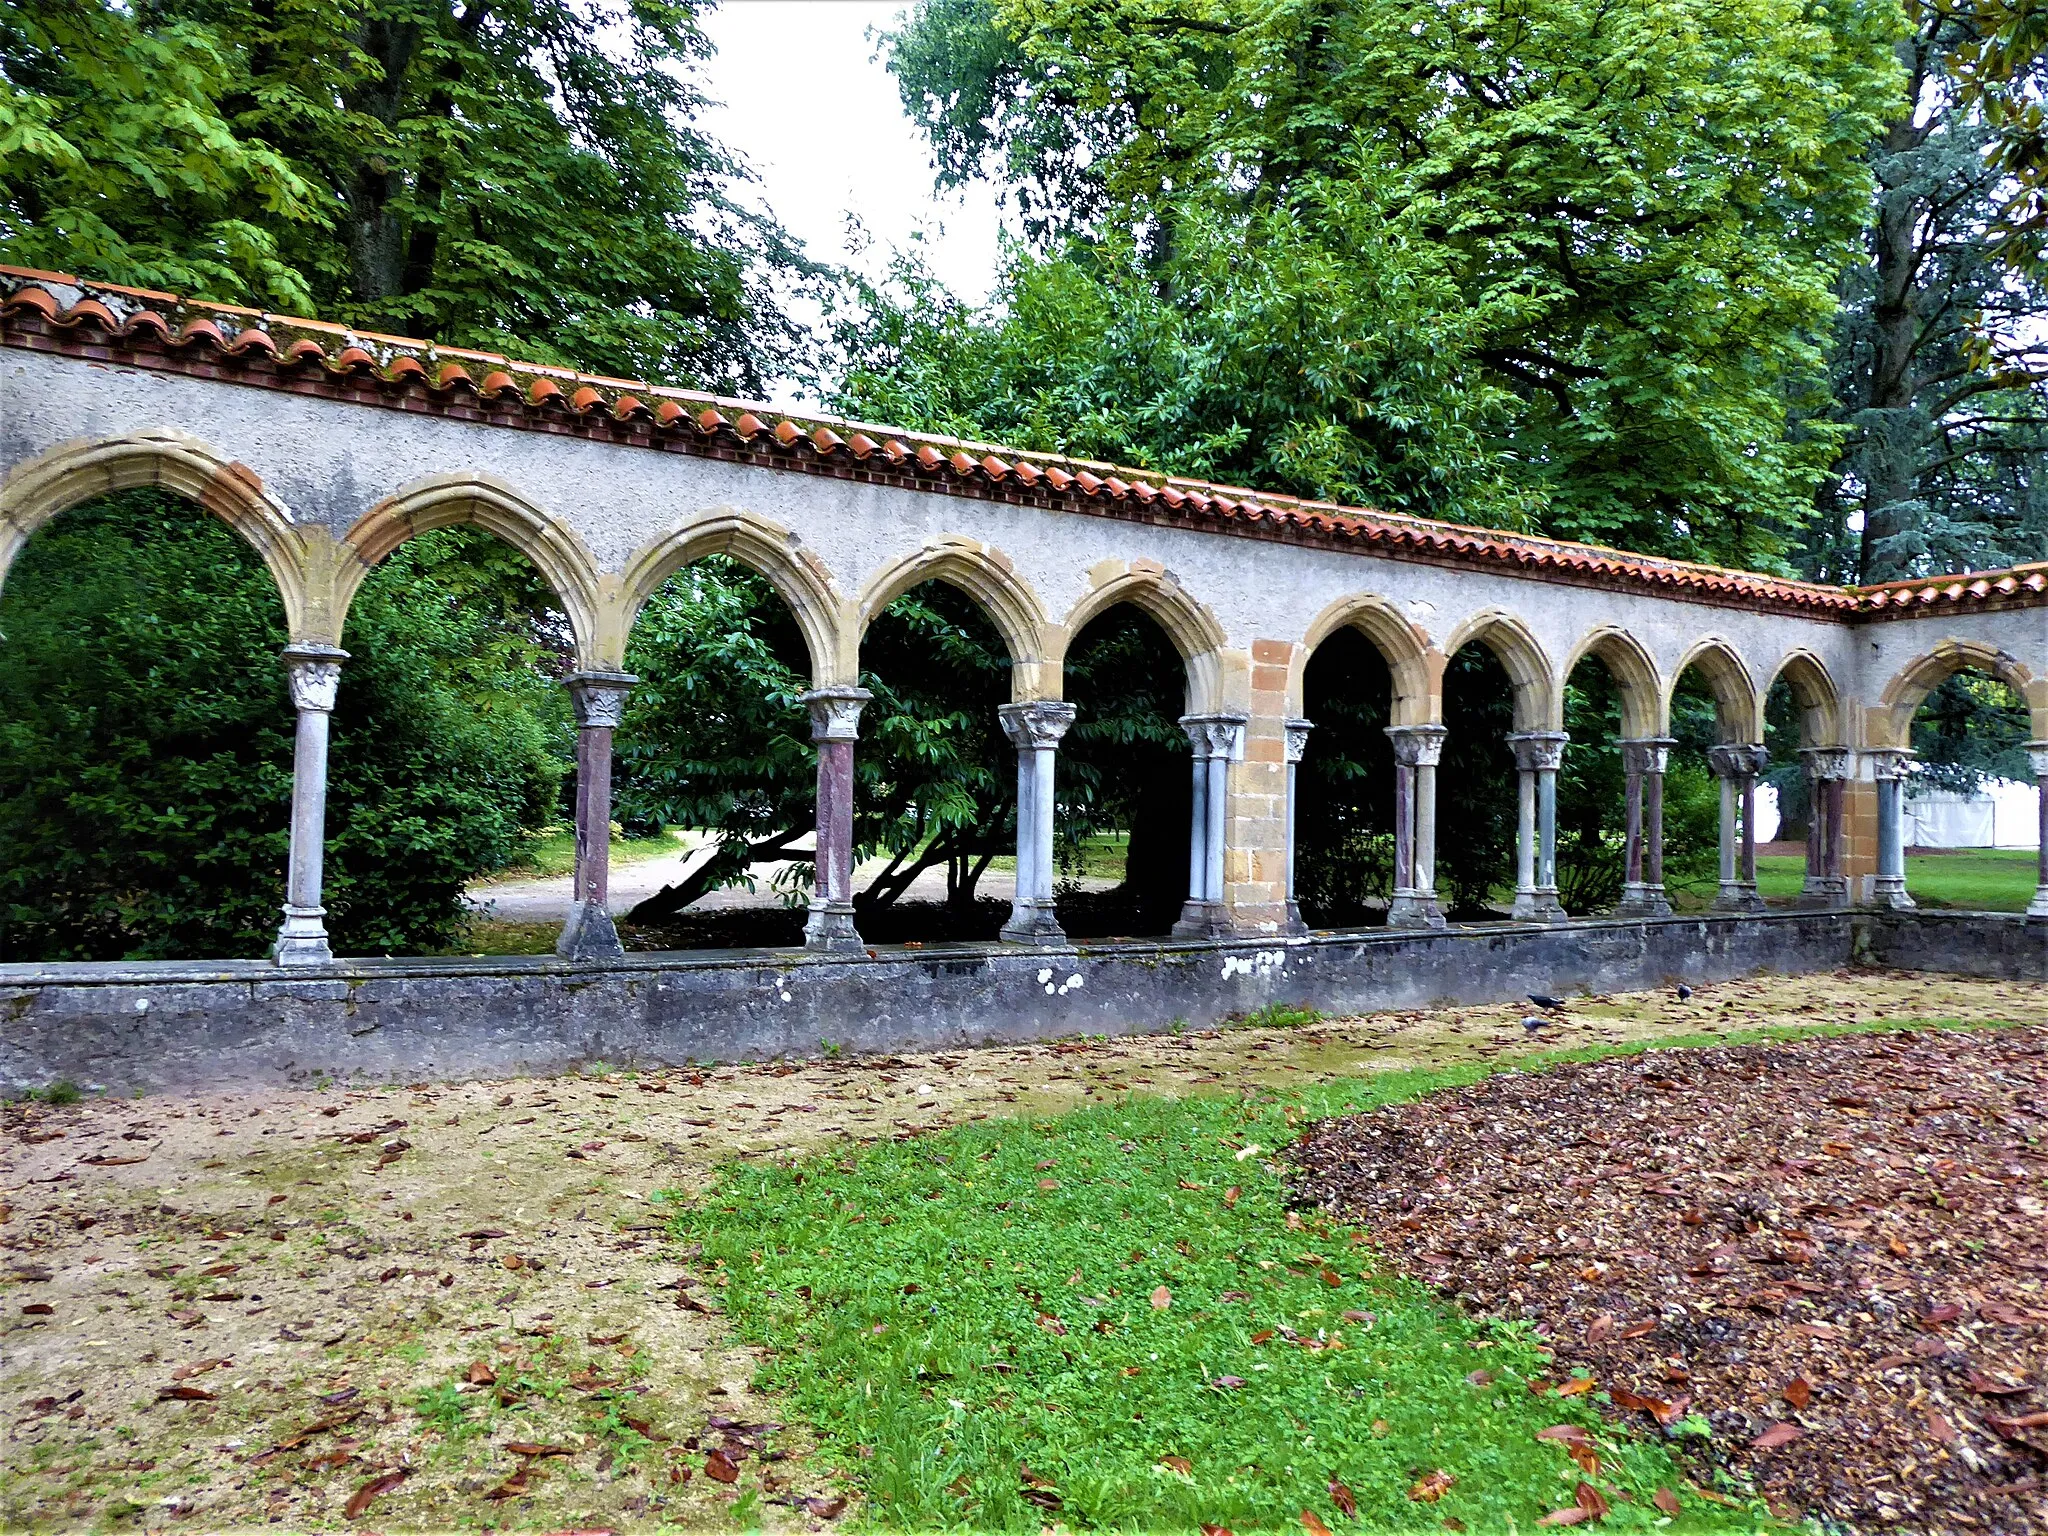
[[5, 267, 2048, 974]]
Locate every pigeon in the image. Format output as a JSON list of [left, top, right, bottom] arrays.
[[1675, 983, 1693, 1001], [1521, 1016, 1551, 1033], [1527, 993, 1568, 1011]]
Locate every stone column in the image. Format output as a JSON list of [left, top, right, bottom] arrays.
[[1282, 718, 1313, 936], [1385, 725, 1449, 928], [1173, 714, 1247, 939], [1507, 731, 1568, 923], [2030, 743, 2048, 920], [1616, 737, 1677, 917], [800, 687, 872, 952], [1867, 747, 1917, 910], [998, 699, 1078, 944], [1796, 747, 1853, 909], [273, 644, 348, 966], [1707, 743, 1769, 914], [557, 670, 639, 961]]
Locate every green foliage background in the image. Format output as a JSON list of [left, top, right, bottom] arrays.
[[0, 495, 565, 960]]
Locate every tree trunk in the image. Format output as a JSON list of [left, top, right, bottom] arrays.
[[1858, 35, 1938, 581]]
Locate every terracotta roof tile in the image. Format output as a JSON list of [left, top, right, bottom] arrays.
[[5, 264, 2043, 620]]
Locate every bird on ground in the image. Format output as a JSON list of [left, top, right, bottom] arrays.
[[1521, 1016, 1551, 1033], [1675, 984, 1693, 1001], [1528, 993, 1569, 1011]]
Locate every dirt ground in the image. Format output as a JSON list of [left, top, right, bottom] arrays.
[[1290, 1020, 2048, 1534], [1, 970, 2040, 1533]]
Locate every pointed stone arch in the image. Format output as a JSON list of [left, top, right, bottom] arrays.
[[1876, 639, 2046, 748], [1668, 638, 1759, 742], [1293, 592, 1440, 726], [339, 474, 607, 668], [856, 538, 1054, 701], [1050, 561, 1230, 713], [0, 429, 318, 639], [1561, 626, 1665, 739], [617, 508, 848, 685], [1442, 608, 1555, 730], [1764, 649, 1843, 746]]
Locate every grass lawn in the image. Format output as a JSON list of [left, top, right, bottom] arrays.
[[1756, 848, 2039, 910], [681, 1045, 1789, 1533]]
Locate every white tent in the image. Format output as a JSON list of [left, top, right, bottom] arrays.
[[1903, 778, 2041, 849], [1750, 779, 2040, 849]]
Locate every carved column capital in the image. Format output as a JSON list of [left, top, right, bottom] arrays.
[[1283, 718, 1314, 764], [1179, 713, 1248, 761], [1619, 736, 1677, 775], [998, 699, 1078, 749], [1866, 747, 1917, 782], [1707, 742, 1769, 781], [1799, 745, 1853, 782], [566, 670, 638, 729], [800, 686, 873, 743], [2027, 741, 2048, 780], [1506, 730, 1569, 773], [1385, 723, 1448, 768], [281, 644, 348, 713]]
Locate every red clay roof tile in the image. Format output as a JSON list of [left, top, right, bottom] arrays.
[[4, 264, 2041, 620]]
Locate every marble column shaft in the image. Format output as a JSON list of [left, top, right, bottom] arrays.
[[1385, 724, 1448, 928], [558, 670, 638, 961], [1616, 738, 1676, 917], [274, 645, 348, 966], [1867, 747, 1917, 911], [1173, 714, 1246, 939], [1507, 731, 1568, 923], [998, 700, 1078, 944], [1796, 747, 1853, 910], [801, 687, 872, 952], [1707, 743, 1769, 914], [2029, 743, 2048, 920], [1282, 719, 1313, 936]]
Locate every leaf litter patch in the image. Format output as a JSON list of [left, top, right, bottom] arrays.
[[1288, 1022, 2048, 1533]]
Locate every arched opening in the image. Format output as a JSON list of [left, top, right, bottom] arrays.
[[1294, 628, 1395, 926], [1756, 654, 1841, 904], [0, 488, 294, 960], [1665, 647, 1755, 909], [1435, 642, 1522, 918], [1899, 666, 2039, 910], [599, 553, 821, 950], [849, 579, 1017, 941], [1055, 603, 1194, 939], [336, 526, 578, 955], [1555, 650, 1628, 914]]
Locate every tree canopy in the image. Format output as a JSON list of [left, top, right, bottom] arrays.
[[1, 0, 813, 388], [866, 0, 1905, 567]]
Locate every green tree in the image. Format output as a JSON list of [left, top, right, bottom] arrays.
[[872, 0, 1904, 566], [1803, 1, 2048, 583], [0, 495, 566, 961], [1, 0, 813, 388]]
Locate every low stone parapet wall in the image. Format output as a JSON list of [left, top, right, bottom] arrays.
[[2, 912, 2039, 1095]]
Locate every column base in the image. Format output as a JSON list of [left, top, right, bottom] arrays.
[[1614, 883, 1672, 918], [804, 900, 867, 953], [272, 906, 333, 966], [2029, 885, 2048, 920], [1279, 899, 1309, 938], [1867, 876, 1916, 911], [557, 899, 624, 961], [1000, 899, 1069, 945], [1794, 876, 1850, 910], [1386, 890, 1447, 929], [1511, 888, 1568, 924], [1709, 883, 1768, 915], [1172, 900, 1236, 940]]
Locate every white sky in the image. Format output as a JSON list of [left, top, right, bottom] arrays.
[[696, 0, 1012, 313]]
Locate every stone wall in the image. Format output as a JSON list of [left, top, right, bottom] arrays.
[[11, 912, 2030, 1096]]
